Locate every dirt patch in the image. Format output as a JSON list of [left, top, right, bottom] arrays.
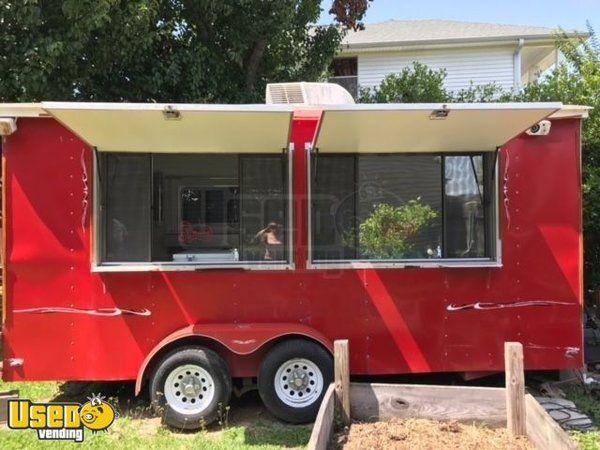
[[333, 418, 533, 450]]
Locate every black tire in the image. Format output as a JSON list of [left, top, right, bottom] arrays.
[[149, 346, 232, 430], [258, 339, 333, 424]]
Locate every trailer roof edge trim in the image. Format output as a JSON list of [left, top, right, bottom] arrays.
[[40, 102, 295, 153], [0, 103, 49, 118], [312, 102, 563, 153]]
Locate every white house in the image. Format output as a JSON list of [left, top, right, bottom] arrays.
[[330, 19, 586, 97]]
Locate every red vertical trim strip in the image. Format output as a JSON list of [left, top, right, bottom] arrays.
[[291, 113, 320, 269], [366, 271, 431, 372]]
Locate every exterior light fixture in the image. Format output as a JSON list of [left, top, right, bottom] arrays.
[[163, 105, 181, 120], [430, 106, 450, 120]]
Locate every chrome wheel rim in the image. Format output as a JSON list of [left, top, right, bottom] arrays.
[[274, 358, 323, 407], [164, 364, 215, 415]]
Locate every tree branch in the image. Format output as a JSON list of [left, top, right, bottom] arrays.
[[244, 37, 267, 92]]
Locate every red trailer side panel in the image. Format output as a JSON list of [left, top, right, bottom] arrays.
[[2, 116, 583, 382]]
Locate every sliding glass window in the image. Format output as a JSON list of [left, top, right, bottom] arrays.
[[311, 153, 496, 263], [99, 153, 288, 265]]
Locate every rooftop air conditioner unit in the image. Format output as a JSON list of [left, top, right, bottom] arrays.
[[265, 82, 355, 106]]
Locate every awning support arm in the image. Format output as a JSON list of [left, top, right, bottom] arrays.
[[469, 155, 484, 204], [312, 146, 319, 183]]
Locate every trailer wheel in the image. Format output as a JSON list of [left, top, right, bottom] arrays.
[[149, 346, 232, 430], [258, 339, 333, 423]]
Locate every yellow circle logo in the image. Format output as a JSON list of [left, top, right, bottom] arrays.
[[79, 394, 116, 433]]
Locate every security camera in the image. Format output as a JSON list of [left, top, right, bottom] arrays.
[[526, 120, 551, 136]]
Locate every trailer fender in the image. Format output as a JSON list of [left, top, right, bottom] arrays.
[[135, 323, 333, 395]]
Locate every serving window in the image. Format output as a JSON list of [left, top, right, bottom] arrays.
[[99, 153, 289, 267], [306, 103, 563, 267], [310, 152, 497, 264]]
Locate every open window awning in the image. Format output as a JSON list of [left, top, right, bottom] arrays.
[[312, 103, 562, 153], [41, 102, 294, 153]]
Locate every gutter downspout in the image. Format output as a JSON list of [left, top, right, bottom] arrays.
[[513, 38, 525, 94]]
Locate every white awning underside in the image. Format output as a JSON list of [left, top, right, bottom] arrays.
[[41, 102, 294, 153], [313, 103, 562, 153]]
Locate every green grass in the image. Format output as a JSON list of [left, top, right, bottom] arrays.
[[0, 380, 60, 401], [565, 385, 600, 450], [0, 381, 310, 449], [573, 431, 600, 450], [0, 420, 311, 450]]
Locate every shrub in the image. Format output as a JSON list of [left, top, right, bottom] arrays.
[[358, 62, 449, 103], [359, 200, 438, 259], [358, 62, 503, 104]]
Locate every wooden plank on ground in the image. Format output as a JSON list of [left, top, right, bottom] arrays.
[[334, 339, 350, 425], [307, 384, 336, 450], [0, 390, 19, 424], [505, 342, 526, 436], [350, 383, 506, 426], [525, 394, 579, 450]]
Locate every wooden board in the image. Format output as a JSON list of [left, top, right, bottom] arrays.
[[0, 390, 19, 424], [525, 394, 579, 450], [350, 383, 506, 426], [308, 384, 335, 450], [505, 342, 526, 435], [334, 340, 350, 425]]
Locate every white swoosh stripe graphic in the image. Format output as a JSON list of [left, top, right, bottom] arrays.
[[14, 307, 151, 317], [447, 300, 572, 311]]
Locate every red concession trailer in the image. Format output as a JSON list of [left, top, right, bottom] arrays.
[[0, 84, 589, 427]]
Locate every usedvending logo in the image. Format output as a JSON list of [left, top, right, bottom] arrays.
[[8, 393, 117, 442]]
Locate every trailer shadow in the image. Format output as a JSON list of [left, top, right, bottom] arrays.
[[50, 381, 152, 418], [49, 381, 311, 447]]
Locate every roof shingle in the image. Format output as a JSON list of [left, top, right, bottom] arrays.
[[342, 19, 582, 47]]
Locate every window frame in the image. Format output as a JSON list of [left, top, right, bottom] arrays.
[[306, 146, 501, 270], [328, 57, 359, 98], [92, 146, 295, 272]]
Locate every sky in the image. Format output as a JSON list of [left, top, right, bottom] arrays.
[[319, 0, 600, 31]]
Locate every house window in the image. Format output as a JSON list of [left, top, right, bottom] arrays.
[[329, 57, 358, 98], [100, 153, 288, 265], [311, 153, 496, 263]]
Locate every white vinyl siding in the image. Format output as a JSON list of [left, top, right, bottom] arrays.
[[356, 46, 515, 93]]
